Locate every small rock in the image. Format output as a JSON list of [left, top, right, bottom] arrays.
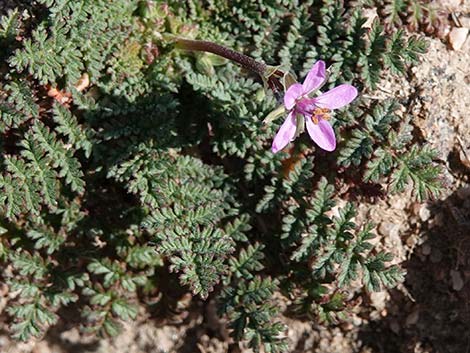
[[419, 204, 432, 222], [390, 197, 408, 210], [450, 270, 464, 291], [422, 243, 432, 256], [406, 234, 418, 249], [352, 315, 363, 326], [370, 291, 389, 312], [405, 309, 420, 326], [378, 222, 400, 238], [32, 341, 53, 353], [448, 27, 469, 50], [460, 16, 470, 28], [362, 8, 378, 29], [74, 73, 90, 92]]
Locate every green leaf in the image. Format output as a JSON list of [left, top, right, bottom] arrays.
[[338, 129, 373, 167], [111, 299, 138, 321], [27, 229, 65, 254], [10, 252, 48, 279], [52, 103, 93, 157], [0, 8, 20, 40], [228, 243, 265, 280], [364, 148, 394, 182], [32, 122, 85, 193], [364, 252, 405, 291], [390, 145, 441, 201]]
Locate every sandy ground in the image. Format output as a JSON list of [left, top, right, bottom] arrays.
[[1, 3, 470, 353]]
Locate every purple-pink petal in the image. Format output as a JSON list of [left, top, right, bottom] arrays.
[[302, 60, 326, 94], [284, 83, 303, 110], [272, 111, 297, 153], [314, 84, 358, 110], [305, 118, 336, 152]]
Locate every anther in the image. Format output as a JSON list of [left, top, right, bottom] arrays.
[[311, 107, 331, 124]]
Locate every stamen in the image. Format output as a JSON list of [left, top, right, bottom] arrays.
[[311, 107, 331, 124]]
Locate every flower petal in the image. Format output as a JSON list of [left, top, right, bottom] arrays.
[[271, 111, 297, 153], [314, 84, 358, 110], [305, 118, 336, 152], [284, 83, 303, 110], [302, 60, 327, 94]]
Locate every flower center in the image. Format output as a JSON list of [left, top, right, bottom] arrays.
[[311, 107, 331, 124]]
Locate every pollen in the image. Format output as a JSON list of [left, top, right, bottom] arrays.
[[311, 107, 331, 124]]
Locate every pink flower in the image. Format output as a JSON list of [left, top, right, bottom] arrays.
[[271, 61, 358, 153]]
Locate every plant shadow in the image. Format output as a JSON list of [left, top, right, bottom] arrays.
[[358, 187, 470, 353]]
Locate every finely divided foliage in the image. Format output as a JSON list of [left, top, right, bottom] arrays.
[[0, 1, 440, 351]]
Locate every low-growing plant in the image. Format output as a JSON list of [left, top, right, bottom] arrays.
[[0, 0, 441, 351]]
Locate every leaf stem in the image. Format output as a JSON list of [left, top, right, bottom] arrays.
[[174, 38, 267, 76]]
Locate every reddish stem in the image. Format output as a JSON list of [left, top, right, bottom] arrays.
[[174, 38, 267, 76]]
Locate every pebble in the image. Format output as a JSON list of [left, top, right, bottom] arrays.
[[370, 291, 389, 312], [419, 204, 432, 222], [448, 27, 469, 51], [422, 243, 432, 256], [362, 8, 378, 29], [405, 309, 420, 327], [390, 197, 408, 210], [450, 270, 464, 291], [378, 222, 400, 238], [460, 16, 470, 29], [32, 341, 54, 353], [60, 328, 85, 345], [352, 315, 362, 326]]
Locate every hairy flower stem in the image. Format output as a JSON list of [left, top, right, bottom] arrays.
[[174, 38, 267, 76]]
